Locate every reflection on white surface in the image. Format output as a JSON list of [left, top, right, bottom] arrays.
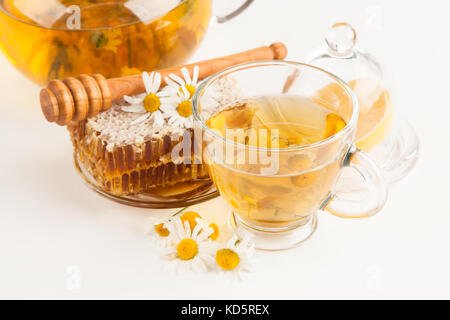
[[13, 0, 66, 27], [11, 0, 183, 28], [125, 0, 181, 24]]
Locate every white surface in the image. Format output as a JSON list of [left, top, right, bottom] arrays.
[[0, 0, 449, 299]]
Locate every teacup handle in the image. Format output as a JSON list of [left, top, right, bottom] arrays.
[[322, 145, 388, 218], [215, 0, 254, 23]]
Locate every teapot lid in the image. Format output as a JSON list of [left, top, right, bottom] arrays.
[[309, 22, 388, 114], [309, 22, 384, 82]]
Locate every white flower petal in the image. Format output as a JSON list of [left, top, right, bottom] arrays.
[[158, 88, 177, 97], [227, 235, 238, 248], [191, 223, 202, 238], [198, 251, 215, 266], [179, 86, 189, 100], [163, 111, 176, 120], [121, 105, 146, 113], [164, 76, 179, 88], [161, 97, 178, 105], [182, 220, 191, 238], [175, 260, 183, 275], [169, 73, 186, 86], [171, 116, 181, 125], [180, 117, 189, 129], [181, 68, 191, 85], [179, 261, 190, 275], [240, 262, 254, 273], [162, 248, 177, 259], [196, 227, 213, 242], [148, 72, 156, 92], [159, 104, 175, 113], [179, 118, 187, 128], [184, 116, 194, 129], [156, 114, 165, 128], [164, 221, 175, 234], [150, 111, 164, 128], [152, 72, 161, 93], [143, 72, 151, 94], [168, 115, 178, 125], [130, 113, 150, 125], [192, 256, 206, 273], [174, 219, 186, 240], [123, 95, 144, 105], [192, 66, 199, 85], [165, 221, 180, 244]]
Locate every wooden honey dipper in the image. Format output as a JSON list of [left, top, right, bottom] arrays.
[[41, 42, 287, 126]]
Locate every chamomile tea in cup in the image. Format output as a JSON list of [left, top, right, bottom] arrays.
[[193, 61, 387, 250]]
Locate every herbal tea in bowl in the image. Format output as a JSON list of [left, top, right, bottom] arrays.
[[0, 0, 252, 85], [193, 61, 388, 250]]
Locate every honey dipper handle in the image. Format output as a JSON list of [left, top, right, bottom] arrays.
[[108, 42, 287, 100], [41, 42, 287, 125]]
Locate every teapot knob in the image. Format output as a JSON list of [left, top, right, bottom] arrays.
[[325, 22, 357, 57]]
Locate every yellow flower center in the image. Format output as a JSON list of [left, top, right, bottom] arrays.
[[154, 223, 170, 237], [179, 84, 196, 98], [177, 239, 198, 260], [177, 100, 193, 118], [181, 211, 201, 231], [143, 93, 161, 113], [209, 223, 220, 241], [216, 249, 240, 270]]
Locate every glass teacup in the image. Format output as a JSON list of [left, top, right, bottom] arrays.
[[193, 61, 388, 250]]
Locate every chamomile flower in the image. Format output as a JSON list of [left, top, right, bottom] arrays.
[[89, 29, 122, 53], [215, 236, 255, 281], [161, 86, 195, 129], [195, 218, 221, 241], [164, 66, 199, 98], [144, 217, 171, 248], [162, 218, 215, 274], [180, 211, 202, 231], [178, 211, 220, 241], [121, 72, 166, 127]]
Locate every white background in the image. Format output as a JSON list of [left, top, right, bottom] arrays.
[[1, 0, 449, 299]]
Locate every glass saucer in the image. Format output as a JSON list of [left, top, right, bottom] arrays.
[[366, 116, 420, 185], [74, 153, 219, 208], [229, 210, 318, 251], [335, 116, 419, 194]]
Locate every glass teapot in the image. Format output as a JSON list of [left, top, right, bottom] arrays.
[[0, 0, 253, 85], [308, 22, 419, 185]]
